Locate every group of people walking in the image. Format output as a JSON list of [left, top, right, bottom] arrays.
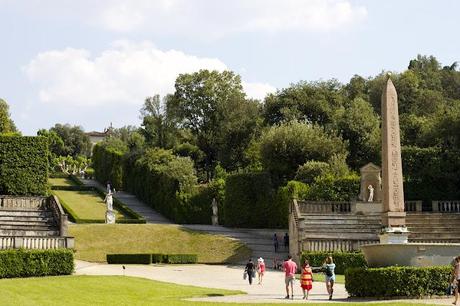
[[244, 257, 266, 285], [244, 255, 336, 301]]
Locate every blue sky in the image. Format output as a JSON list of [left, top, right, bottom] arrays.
[[1, 0, 458, 135]]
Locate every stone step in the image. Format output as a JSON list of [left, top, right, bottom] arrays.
[[0, 215, 55, 222], [302, 233, 378, 240], [0, 220, 56, 227], [409, 233, 459, 239], [302, 220, 381, 226], [301, 214, 381, 220], [0, 224, 57, 230], [409, 238, 460, 243], [0, 229, 59, 236], [0, 210, 53, 217], [300, 223, 381, 229]]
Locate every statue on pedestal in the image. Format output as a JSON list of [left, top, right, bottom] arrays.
[[368, 185, 374, 202], [104, 191, 115, 224], [211, 198, 218, 226]]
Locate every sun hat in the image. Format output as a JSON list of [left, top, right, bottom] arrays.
[[258, 257, 264, 262]]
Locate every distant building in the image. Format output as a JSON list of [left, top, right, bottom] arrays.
[[86, 130, 109, 146]]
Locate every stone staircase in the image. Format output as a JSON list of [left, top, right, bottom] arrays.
[[0, 209, 59, 236], [183, 225, 289, 266], [407, 213, 460, 243], [0, 196, 73, 249]]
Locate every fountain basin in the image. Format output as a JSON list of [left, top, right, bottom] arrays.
[[361, 243, 460, 267]]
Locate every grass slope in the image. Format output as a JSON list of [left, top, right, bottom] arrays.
[[70, 224, 251, 263], [49, 177, 75, 187], [53, 190, 125, 220], [0, 275, 435, 306]]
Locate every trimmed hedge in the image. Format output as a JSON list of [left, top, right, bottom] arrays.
[[107, 254, 152, 264], [301, 251, 367, 274], [92, 144, 125, 191], [52, 185, 146, 224], [345, 266, 451, 297], [107, 253, 198, 264], [0, 136, 49, 195], [0, 249, 74, 278], [223, 172, 287, 228]]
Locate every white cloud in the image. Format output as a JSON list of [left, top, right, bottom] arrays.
[[24, 40, 273, 107], [94, 0, 367, 35], [243, 82, 276, 101]]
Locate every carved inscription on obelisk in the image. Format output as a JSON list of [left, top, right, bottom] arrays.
[[381, 78, 406, 227]]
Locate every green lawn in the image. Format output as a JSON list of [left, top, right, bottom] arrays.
[[69, 224, 251, 263], [53, 190, 126, 221], [49, 177, 76, 187], [312, 273, 345, 284], [0, 275, 437, 306]]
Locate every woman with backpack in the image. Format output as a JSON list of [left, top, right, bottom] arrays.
[[322, 256, 336, 300]]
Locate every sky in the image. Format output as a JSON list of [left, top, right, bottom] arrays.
[[1, 0, 459, 135]]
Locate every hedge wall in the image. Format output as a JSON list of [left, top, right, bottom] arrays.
[[223, 172, 287, 228], [300, 251, 367, 274], [0, 136, 48, 195], [92, 144, 124, 190], [0, 249, 74, 278], [346, 266, 451, 297], [107, 253, 197, 264]]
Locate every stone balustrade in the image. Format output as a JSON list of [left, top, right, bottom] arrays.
[[432, 200, 460, 213], [404, 200, 423, 212], [0, 236, 74, 250], [48, 196, 69, 236], [302, 239, 379, 252], [0, 196, 48, 210], [298, 201, 351, 214]]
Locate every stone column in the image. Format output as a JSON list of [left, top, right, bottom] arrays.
[[381, 77, 406, 227]]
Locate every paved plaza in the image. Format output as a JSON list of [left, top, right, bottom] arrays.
[[75, 261, 454, 304]]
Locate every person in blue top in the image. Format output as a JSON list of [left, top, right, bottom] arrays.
[[322, 256, 336, 300]]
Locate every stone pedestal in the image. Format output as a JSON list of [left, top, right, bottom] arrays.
[[351, 201, 383, 214], [106, 210, 116, 224], [382, 211, 406, 227], [379, 226, 409, 244], [211, 215, 218, 226]]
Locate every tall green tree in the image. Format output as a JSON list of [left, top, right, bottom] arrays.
[[140, 95, 176, 149], [167, 69, 258, 179], [49, 124, 91, 157], [0, 99, 18, 134]]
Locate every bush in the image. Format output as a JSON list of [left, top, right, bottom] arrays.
[[0, 249, 74, 278], [345, 266, 451, 297], [0, 136, 48, 195], [107, 254, 151, 264], [295, 161, 330, 184], [92, 143, 125, 190], [151, 254, 197, 264], [223, 172, 286, 228], [301, 251, 367, 274], [306, 173, 360, 201]]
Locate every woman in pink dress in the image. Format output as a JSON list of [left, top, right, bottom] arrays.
[[257, 257, 266, 285]]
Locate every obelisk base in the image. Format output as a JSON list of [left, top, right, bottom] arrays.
[[379, 226, 409, 244], [382, 211, 406, 227]]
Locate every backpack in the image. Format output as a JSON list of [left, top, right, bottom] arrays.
[[324, 265, 333, 277]]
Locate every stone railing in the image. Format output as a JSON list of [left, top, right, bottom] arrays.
[[404, 200, 423, 212], [432, 200, 460, 213], [0, 196, 48, 210], [297, 201, 351, 214], [48, 196, 69, 237], [302, 239, 379, 252], [289, 199, 305, 264], [0, 236, 74, 250]]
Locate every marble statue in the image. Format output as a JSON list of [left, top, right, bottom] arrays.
[[211, 198, 218, 225], [368, 184, 374, 202], [105, 192, 113, 211]]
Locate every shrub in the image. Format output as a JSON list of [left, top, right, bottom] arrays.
[[165, 254, 198, 264], [107, 254, 151, 264], [92, 143, 125, 190], [0, 249, 74, 278], [151, 254, 197, 264], [295, 161, 330, 184], [301, 251, 367, 274], [345, 266, 451, 297], [223, 172, 286, 228], [0, 136, 48, 195], [306, 173, 360, 201]]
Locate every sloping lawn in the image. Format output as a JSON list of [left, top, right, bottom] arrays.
[[69, 224, 251, 263], [0, 275, 436, 306], [49, 177, 76, 187], [53, 190, 126, 221]]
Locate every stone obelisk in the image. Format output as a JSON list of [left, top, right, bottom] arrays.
[[380, 77, 408, 243]]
